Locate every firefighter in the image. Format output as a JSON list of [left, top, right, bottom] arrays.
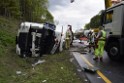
[[93, 27, 106, 61], [65, 29, 70, 49], [68, 25, 74, 45], [65, 25, 73, 49]]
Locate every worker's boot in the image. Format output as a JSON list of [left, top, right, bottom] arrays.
[[89, 50, 91, 53], [93, 57, 98, 61], [89, 48, 91, 53], [100, 57, 103, 62]]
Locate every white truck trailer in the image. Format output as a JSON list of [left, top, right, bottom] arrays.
[[16, 22, 63, 57]]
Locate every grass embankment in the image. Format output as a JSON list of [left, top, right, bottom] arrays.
[[0, 17, 83, 83]]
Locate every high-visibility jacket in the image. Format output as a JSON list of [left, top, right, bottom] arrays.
[[95, 30, 106, 56], [99, 30, 106, 40], [66, 31, 70, 39]]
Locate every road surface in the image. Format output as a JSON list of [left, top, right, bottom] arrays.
[[71, 40, 124, 83]]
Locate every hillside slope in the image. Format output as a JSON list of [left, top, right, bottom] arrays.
[[0, 17, 30, 83], [0, 17, 83, 83]]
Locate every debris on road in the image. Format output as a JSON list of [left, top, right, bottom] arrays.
[[61, 67, 64, 69], [16, 71, 27, 76], [84, 79, 88, 82], [42, 80, 47, 83], [70, 58, 74, 62], [79, 42, 84, 44], [97, 76, 101, 79], [105, 71, 112, 74], [32, 59, 46, 67], [16, 71, 22, 75], [77, 69, 82, 72], [82, 66, 98, 73]]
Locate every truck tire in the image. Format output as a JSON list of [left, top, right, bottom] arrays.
[[108, 42, 121, 61], [20, 52, 26, 58]]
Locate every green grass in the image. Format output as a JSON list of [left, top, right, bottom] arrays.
[[10, 51, 83, 83], [0, 17, 83, 83], [0, 49, 83, 83]]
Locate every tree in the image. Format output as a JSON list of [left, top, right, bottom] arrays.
[[0, 0, 54, 22], [19, 0, 54, 22], [0, 0, 21, 19], [41, 9, 54, 23], [84, 23, 90, 29], [84, 11, 102, 29], [90, 15, 101, 28]]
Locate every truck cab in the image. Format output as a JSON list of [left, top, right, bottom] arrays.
[[102, 1, 124, 60], [16, 22, 57, 57]]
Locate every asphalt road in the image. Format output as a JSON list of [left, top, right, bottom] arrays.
[[71, 40, 124, 83]]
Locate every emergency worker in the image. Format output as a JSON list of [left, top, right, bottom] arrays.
[[68, 25, 74, 45], [65, 25, 73, 49], [87, 30, 96, 53], [93, 27, 106, 61], [91, 31, 97, 53], [87, 30, 93, 53], [65, 29, 70, 49]]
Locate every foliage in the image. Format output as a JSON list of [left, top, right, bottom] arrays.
[[42, 9, 54, 23], [0, 0, 54, 22], [0, 0, 21, 19], [84, 11, 101, 29], [0, 17, 18, 55], [0, 17, 83, 83], [84, 23, 90, 29], [90, 15, 101, 28]]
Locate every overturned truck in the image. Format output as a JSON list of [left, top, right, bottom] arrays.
[[16, 22, 63, 57]]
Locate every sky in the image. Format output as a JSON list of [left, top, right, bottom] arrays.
[[48, 0, 105, 33]]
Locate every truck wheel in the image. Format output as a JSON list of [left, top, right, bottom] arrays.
[[19, 50, 26, 58], [108, 42, 121, 61], [19, 54, 25, 58]]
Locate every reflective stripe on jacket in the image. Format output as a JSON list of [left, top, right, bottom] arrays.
[[66, 31, 70, 39], [99, 30, 106, 40]]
